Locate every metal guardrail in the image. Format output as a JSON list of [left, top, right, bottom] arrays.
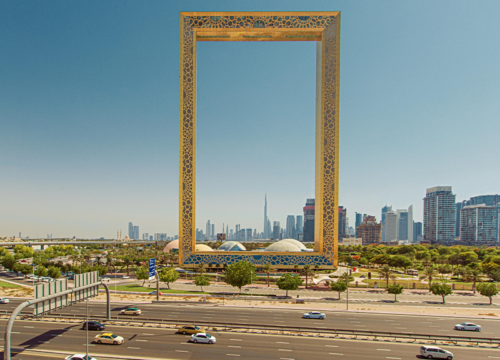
[[7, 311, 500, 346]]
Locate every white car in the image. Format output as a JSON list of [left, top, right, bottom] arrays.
[[420, 345, 453, 359], [94, 332, 125, 345], [0, 298, 10, 304], [454, 322, 481, 331], [119, 307, 141, 315], [190, 333, 216, 344], [65, 355, 97, 360], [121, 275, 130, 279], [302, 311, 326, 319], [100, 277, 111, 282]]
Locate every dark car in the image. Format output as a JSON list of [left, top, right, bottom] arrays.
[[82, 321, 105, 330]]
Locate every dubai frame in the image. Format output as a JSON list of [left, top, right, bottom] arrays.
[[179, 12, 340, 269]]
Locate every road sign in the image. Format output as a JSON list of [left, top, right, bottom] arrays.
[[34, 279, 68, 316], [74, 271, 100, 302], [148, 258, 156, 280]]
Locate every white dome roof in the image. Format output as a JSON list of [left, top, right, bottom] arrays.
[[195, 244, 213, 252], [163, 240, 179, 253], [279, 239, 307, 250], [266, 240, 302, 252], [218, 241, 246, 251]]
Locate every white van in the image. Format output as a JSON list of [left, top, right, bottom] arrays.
[[420, 346, 453, 359]]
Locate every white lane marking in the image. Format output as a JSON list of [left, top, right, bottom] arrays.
[[377, 349, 391, 351], [329, 353, 343, 355], [228, 346, 241, 348], [279, 349, 292, 352], [176, 350, 189, 353], [325, 345, 338, 347], [136, 340, 148, 342], [230, 339, 242, 341], [226, 354, 240, 357], [38, 341, 49, 343], [12, 332, 20, 334], [143, 333, 155, 335], [277, 342, 289, 344], [488, 357, 500, 359], [280, 358, 294, 360], [395, 327, 407, 329], [24, 326, 34, 328], [386, 358, 401, 359], [128, 347, 140, 349]]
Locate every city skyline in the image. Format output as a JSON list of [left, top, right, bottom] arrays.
[[2, 1, 500, 238]]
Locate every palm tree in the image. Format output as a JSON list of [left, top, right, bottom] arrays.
[[301, 265, 315, 289], [468, 268, 481, 294], [120, 255, 134, 275], [377, 264, 396, 288], [420, 266, 438, 291], [261, 264, 273, 287], [294, 264, 299, 274], [196, 263, 206, 275]]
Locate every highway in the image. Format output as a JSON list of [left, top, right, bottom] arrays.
[[1, 299, 500, 340], [0, 319, 498, 360]]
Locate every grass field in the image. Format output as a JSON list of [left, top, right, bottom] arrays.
[[113, 284, 208, 294], [0, 280, 21, 288]]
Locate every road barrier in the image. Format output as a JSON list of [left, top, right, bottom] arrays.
[[5, 311, 500, 347]]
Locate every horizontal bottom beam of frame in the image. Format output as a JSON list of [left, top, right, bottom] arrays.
[[183, 252, 333, 267]]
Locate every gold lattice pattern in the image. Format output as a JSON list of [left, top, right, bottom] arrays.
[[179, 12, 340, 268]]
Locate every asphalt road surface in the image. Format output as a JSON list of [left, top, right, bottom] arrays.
[[1, 299, 499, 340], [0, 319, 498, 360]]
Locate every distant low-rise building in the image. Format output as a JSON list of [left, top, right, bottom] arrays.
[[338, 237, 362, 246]]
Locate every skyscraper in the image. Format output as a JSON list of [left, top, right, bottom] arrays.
[[338, 206, 347, 239], [460, 204, 498, 242], [285, 215, 295, 239], [396, 209, 408, 241], [296, 215, 303, 234], [384, 211, 397, 242], [133, 226, 139, 240], [211, 224, 215, 240], [303, 199, 315, 241], [263, 194, 270, 239], [128, 222, 134, 239], [413, 222, 423, 242], [357, 216, 382, 244], [381, 205, 392, 243], [355, 213, 363, 237], [408, 205, 414, 242], [273, 221, 281, 240], [424, 186, 456, 243], [206, 220, 211, 240]]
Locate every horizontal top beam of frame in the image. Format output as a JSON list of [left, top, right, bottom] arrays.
[[196, 29, 322, 42]]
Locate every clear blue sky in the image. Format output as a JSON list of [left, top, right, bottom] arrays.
[[1, 0, 499, 239]]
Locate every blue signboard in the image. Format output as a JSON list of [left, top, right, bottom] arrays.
[[148, 258, 156, 280]]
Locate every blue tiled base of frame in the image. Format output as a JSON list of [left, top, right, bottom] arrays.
[[183, 253, 333, 267]]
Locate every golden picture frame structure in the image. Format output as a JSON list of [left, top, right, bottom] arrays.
[[179, 11, 340, 269]]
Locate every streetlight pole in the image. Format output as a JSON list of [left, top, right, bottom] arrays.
[[346, 271, 349, 311], [86, 298, 89, 359]]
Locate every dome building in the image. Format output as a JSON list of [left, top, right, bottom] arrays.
[[265, 239, 304, 252], [195, 244, 213, 252], [218, 241, 246, 251], [163, 239, 179, 253]]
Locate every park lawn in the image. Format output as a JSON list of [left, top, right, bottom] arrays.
[[114, 284, 208, 294], [0, 280, 21, 288]]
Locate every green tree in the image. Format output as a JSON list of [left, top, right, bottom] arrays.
[[276, 273, 303, 297], [330, 280, 348, 300], [437, 264, 453, 280], [159, 267, 179, 289], [194, 275, 210, 291], [387, 283, 404, 302], [488, 269, 500, 282], [376, 265, 396, 288], [301, 265, 315, 289], [261, 264, 273, 287], [2, 255, 16, 272], [476, 283, 499, 305], [136, 266, 149, 286], [12, 262, 22, 276], [35, 265, 48, 277], [224, 261, 257, 294], [370, 254, 391, 266], [20, 264, 33, 277], [48, 266, 61, 279], [389, 255, 413, 273], [430, 283, 453, 304], [120, 256, 134, 275], [420, 266, 438, 291]]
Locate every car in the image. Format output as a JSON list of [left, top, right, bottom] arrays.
[[0, 298, 10, 304], [190, 333, 216, 344], [100, 277, 111, 282], [359, 275, 366, 278], [68, 275, 75, 280], [94, 332, 124, 345], [64, 354, 97, 360], [420, 345, 453, 359], [178, 325, 204, 335], [302, 311, 326, 319], [119, 307, 141, 315], [454, 322, 481, 331], [41, 277, 51, 282], [82, 321, 105, 331], [149, 291, 162, 296], [121, 275, 130, 279]]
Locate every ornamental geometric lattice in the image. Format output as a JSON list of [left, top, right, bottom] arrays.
[[179, 12, 340, 268]]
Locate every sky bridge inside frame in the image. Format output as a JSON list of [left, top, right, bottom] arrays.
[[179, 12, 340, 269]]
